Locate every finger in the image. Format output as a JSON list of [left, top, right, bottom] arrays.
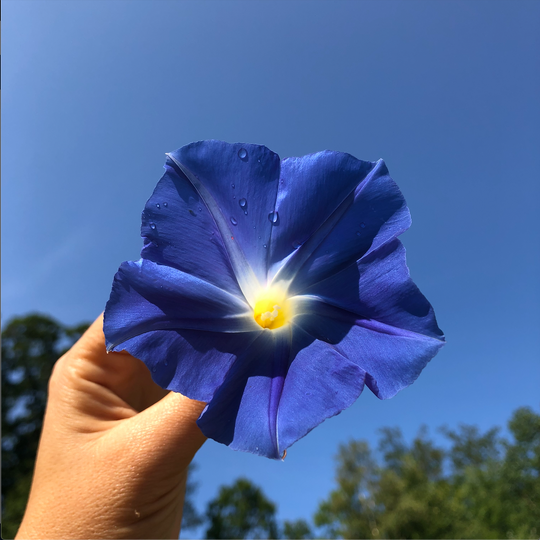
[[125, 391, 207, 463], [70, 315, 208, 462], [61, 314, 169, 412]]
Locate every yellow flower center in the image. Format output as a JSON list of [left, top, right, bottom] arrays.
[[253, 287, 291, 329]]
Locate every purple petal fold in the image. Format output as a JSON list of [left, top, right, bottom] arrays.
[[140, 157, 242, 295], [197, 328, 366, 459], [268, 151, 376, 280], [272, 157, 411, 294], [106, 328, 260, 402], [293, 300, 444, 400], [302, 239, 444, 339], [276, 327, 367, 451], [167, 141, 281, 286], [104, 259, 257, 351], [196, 331, 288, 459]]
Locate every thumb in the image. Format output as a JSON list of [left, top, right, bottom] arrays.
[[119, 389, 208, 471]]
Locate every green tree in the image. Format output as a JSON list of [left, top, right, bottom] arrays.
[[441, 423, 504, 538], [2, 314, 89, 539], [205, 478, 279, 539], [282, 518, 313, 539], [315, 408, 540, 539], [315, 440, 379, 539], [500, 407, 540, 537]]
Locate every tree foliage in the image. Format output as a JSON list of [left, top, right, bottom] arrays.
[[315, 409, 540, 539], [205, 478, 279, 539], [2, 314, 89, 538], [282, 518, 313, 539], [204, 478, 313, 539]]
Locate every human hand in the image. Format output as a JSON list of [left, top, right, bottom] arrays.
[[16, 315, 206, 540]]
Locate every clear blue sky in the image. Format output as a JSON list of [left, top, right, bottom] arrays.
[[3, 0, 540, 535]]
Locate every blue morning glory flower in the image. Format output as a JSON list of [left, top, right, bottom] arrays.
[[104, 140, 444, 460]]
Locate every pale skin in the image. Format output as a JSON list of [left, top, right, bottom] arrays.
[[16, 315, 207, 540]]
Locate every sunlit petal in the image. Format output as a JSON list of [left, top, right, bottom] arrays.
[[167, 141, 282, 302], [272, 158, 410, 295], [268, 151, 376, 283], [104, 259, 258, 351], [140, 160, 242, 296]]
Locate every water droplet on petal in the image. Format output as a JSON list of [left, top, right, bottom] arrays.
[[263, 244, 267, 248], [150, 222, 156, 230], [164, 360, 169, 366], [198, 206, 202, 211], [163, 202, 168, 207], [238, 148, 248, 159], [356, 231, 361, 236], [268, 211, 279, 224], [360, 222, 366, 228], [230, 217, 238, 226], [257, 158, 261, 163], [231, 183, 235, 189], [156, 203, 160, 209], [239, 198, 247, 208], [189, 209, 196, 216], [244, 211, 248, 215], [253, 225, 256, 229], [258, 235, 261, 239]]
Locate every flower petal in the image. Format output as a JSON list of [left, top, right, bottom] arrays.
[[300, 239, 444, 339], [140, 158, 242, 296], [104, 141, 445, 460], [271, 157, 411, 295], [268, 151, 375, 279], [196, 331, 290, 459], [196, 326, 366, 458], [104, 259, 258, 351], [105, 328, 260, 402], [277, 326, 367, 451], [293, 302, 444, 400], [167, 141, 282, 299]]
